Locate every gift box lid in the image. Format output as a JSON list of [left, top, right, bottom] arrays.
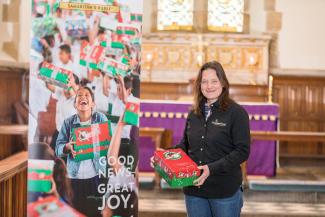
[[72, 121, 112, 147], [154, 148, 201, 179], [27, 196, 85, 217], [28, 160, 54, 193], [40, 62, 72, 78], [28, 159, 54, 180]]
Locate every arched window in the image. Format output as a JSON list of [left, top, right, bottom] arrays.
[[208, 0, 244, 32], [157, 0, 194, 31]]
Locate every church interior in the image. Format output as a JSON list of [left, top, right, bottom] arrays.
[[0, 0, 325, 216]]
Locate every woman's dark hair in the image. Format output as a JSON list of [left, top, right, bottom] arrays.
[[28, 142, 73, 204], [193, 61, 234, 115], [53, 158, 73, 205]]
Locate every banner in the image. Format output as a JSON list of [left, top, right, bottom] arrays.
[[29, 0, 142, 216]]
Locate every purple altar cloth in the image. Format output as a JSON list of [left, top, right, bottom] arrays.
[[139, 100, 279, 177]]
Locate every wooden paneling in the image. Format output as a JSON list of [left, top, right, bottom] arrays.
[[140, 81, 193, 100], [0, 69, 24, 124], [0, 69, 26, 159], [0, 68, 27, 216], [273, 75, 325, 157], [141, 81, 268, 102]]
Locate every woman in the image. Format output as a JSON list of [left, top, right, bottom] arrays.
[[153, 61, 250, 217], [55, 86, 108, 217]]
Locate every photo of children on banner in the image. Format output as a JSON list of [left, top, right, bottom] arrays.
[[30, 1, 143, 216], [102, 74, 140, 173], [39, 63, 80, 151], [101, 112, 138, 217], [55, 86, 108, 217], [28, 142, 82, 216]]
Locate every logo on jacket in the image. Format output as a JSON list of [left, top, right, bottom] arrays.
[[212, 119, 227, 127]]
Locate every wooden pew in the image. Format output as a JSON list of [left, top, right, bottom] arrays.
[[251, 131, 325, 142], [0, 151, 27, 217], [0, 125, 28, 136], [0, 123, 28, 216], [241, 131, 325, 185]]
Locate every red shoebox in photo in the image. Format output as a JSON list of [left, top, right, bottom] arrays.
[[27, 196, 85, 217], [153, 148, 201, 187]]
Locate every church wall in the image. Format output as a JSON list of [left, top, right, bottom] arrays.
[[276, 0, 325, 72]]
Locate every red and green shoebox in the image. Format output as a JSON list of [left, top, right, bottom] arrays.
[[130, 13, 143, 22], [39, 62, 71, 89], [97, 56, 129, 78], [79, 40, 90, 67], [116, 25, 138, 36], [27, 195, 85, 217], [88, 45, 105, 70], [101, 40, 125, 57], [28, 159, 54, 193], [72, 121, 112, 162], [154, 148, 201, 188], [123, 101, 139, 126]]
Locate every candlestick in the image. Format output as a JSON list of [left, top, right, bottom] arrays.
[[268, 75, 273, 103]]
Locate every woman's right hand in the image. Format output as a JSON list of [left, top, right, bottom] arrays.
[[64, 141, 76, 158], [150, 156, 155, 168], [150, 148, 164, 168]]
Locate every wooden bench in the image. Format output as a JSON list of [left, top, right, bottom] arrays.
[[0, 151, 27, 182], [0, 151, 27, 217], [241, 131, 325, 185], [0, 124, 28, 136], [251, 131, 325, 142]]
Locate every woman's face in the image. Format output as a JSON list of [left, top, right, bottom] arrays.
[[75, 88, 95, 112], [200, 68, 223, 101]]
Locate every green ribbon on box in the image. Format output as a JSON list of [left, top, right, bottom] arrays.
[[98, 62, 129, 78], [28, 180, 52, 193], [154, 164, 198, 188], [89, 62, 98, 70], [74, 146, 109, 162], [101, 41, 125, 49], [131, 14, 142, 22], [79, 59, 87, 66], [73, 141, 110, 162], [116, 29, 136, 36], [28, 168, 53, 193]]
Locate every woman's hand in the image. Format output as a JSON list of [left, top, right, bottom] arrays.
[[150, 148, 164, 168], [64, 141, 76, 158], [150, 156, 155, 168], [194, 165, 210, 186]]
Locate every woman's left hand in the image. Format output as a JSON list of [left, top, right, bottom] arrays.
[[194, 165, 210, 186]]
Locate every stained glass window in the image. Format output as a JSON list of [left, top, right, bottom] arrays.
[[157, 0, 194, 31], [208, 0, 244, 32]]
